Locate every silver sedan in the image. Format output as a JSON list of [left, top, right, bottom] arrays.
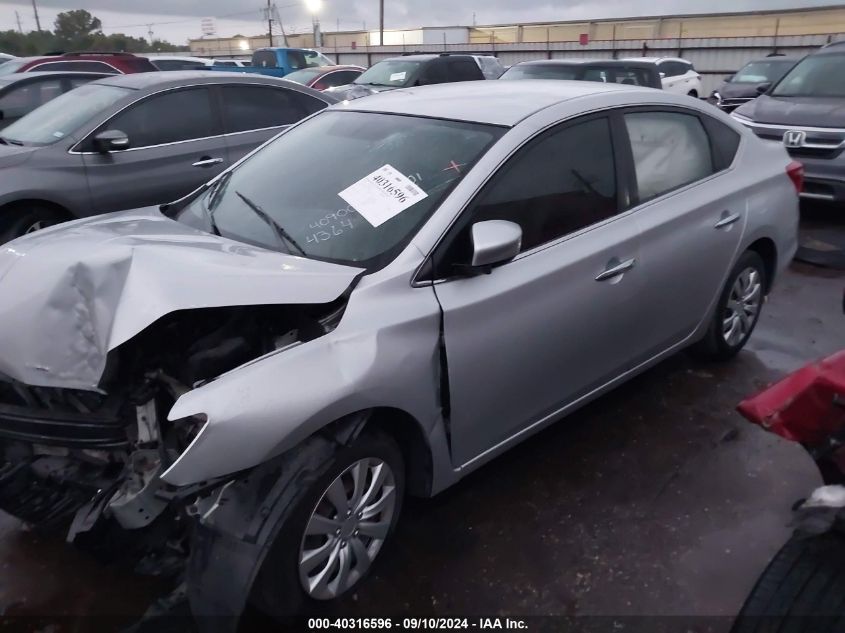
[[0, 80, 799, 623]]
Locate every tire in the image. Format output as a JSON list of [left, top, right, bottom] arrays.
[[250, 428, 405, 617], [0, 205, 64, 243], [692, 250, 767, 361], [730, 533, 845, 633]]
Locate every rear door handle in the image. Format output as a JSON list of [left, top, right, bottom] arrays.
[[715, 212, 741, 229], [595, 258, 636, 282], [192, 157, 224, 168]]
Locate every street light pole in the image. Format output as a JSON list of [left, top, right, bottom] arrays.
[[267, 0, 274, 47], [379, 0, 384, 46]]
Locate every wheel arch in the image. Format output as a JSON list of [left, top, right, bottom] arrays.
[[746, 237, 777, 293], [0, 198, 74, 222]]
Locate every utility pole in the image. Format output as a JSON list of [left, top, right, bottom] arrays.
[[379, 0, 384, 45], [267, 0, 274, 47], [31, 0, 41, 32], [15, 11, 23, 34], [147, 24, 154, 45]]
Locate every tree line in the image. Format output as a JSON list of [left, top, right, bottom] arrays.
[[0, 9, 185, 56]]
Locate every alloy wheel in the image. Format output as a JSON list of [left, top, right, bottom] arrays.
[[722, 267, 762, 347], [24, 221, 44, 234], [298, 457, 397, 600]]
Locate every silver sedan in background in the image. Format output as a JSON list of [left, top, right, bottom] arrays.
[[0, 80, 799, 626]]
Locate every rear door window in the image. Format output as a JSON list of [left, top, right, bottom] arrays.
[[102, 87, 217, 148], [220, 85, 325, 133], [624, 111, 714, 202]]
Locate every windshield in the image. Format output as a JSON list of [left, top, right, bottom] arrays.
[[177, 111, 504, 269], [0, 60, 27, 76], [354, 60, 422, 87], [284, 68, 325, 85], [772, 53, 845, 97], [1, 83, 130, 145], [732, 60, 794, 83], [501, 65, 579, 80]]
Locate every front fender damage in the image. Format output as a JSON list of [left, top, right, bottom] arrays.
[[163, 308, 443, 487]]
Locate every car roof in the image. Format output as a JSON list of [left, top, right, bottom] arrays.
[[145, 55, 210, 63], [341, 79, 653, 126], [297, 65, 363, 73], [623, 57, 690, 64], [0, 70, 110, 85], [382, 54, 475, 63], [91, 70, 302, 90], [516, 59, 657, 68]]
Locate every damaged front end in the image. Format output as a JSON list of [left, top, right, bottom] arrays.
[[0, 299, 347, 571]]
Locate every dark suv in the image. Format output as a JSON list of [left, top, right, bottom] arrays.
[[0, 51, 157, 75], [325, 53, 485, 100], [732, 42, 845, 203]]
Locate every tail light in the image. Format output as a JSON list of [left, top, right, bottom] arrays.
[[787, 161, 804, 195]]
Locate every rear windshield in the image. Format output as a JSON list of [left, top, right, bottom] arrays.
[[0, 60, 27, 76], [732, 59, 795, 84], [284, 68, 325, 85], [502, 63, 653, 87], [355, 60, 422, 88], [772, 53, 845, 97], [1, 83, 130, 145]]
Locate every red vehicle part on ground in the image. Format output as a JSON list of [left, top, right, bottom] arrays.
[[738, 350, 845, 474]]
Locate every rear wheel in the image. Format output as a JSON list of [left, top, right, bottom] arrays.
[[0, 205, 64, 243], [692, 250, 766, 361], [730, 533, 845, 633], [251, 429, 405, 616]]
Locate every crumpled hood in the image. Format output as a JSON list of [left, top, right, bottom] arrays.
[[737, 94, 845, 127], [0, 208, 362, 391]]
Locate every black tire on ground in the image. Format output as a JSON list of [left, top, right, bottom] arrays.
[[250, 428, 405, 617], [730, 533, 845, 633], [0, 205, 64, 243], [692, 249, 767, 361]]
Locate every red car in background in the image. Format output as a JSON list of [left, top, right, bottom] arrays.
[[282, 64, 365, 91], [0, 51, 157, 75]]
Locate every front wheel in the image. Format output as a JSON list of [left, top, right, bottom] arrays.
[[251, 429, 405, 616], [0, 205, 64, 243], [692, 250, 767, 361]]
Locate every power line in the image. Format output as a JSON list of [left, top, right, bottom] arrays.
[[103, 2, 306, 31]]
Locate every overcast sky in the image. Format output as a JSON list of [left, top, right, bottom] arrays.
[[0, 0, 841, 44]]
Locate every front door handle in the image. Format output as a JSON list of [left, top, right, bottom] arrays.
[[595, 258, 636, 282], [715, 212, 741, 229], [192, 157, 224, 168]]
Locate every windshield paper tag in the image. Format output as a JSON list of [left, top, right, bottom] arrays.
[[338, 165, 428, 227], [389, 72, 407, 81]]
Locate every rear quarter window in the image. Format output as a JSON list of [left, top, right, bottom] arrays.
[[701, 115, 741, 170]]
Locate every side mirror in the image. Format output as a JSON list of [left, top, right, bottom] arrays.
[[724, 74, 734, 82], [756, 82, 772, 95], [93, 129, 130, 153], [470, 220, 522, 270]]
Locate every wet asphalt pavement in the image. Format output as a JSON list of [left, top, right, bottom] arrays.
[[1, 206, 845, 631]]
